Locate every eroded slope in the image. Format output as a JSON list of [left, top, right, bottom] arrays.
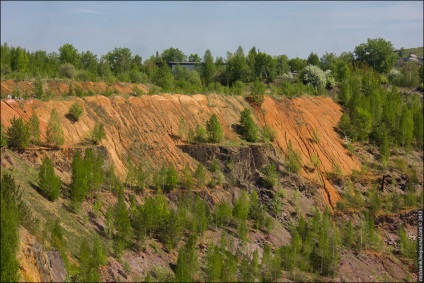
[[1, 94, 360, 205]]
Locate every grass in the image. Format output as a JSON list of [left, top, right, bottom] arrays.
[[3, 149, 100, 257]]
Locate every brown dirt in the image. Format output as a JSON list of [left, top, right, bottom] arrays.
[[258, 96, 360, 206], [1, 94, 360, 207], [337, 249, 414, 282], [17, 227, 67, 282]]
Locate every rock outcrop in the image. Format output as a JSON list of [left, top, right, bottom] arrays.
[[17, 228, 67, 282]]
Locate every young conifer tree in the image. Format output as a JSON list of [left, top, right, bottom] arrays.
[[7, 117, 30, 150], [46, 108, 64, 147], [206, 113, 223, 143], [38, 156, 61, 201], [29, 113, 41, 145], [239, 107, 258, 142]]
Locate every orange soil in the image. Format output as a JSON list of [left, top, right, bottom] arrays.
[[1, 93, 360, 206]]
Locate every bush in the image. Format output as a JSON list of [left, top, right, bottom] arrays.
[[90, 122, 106, 145], [262, 124, 277, 142], [286, 140, 302, 173], [58, 63, 77, 79], [7, 117, 30, 150], [301, 65, 327, 90], [231, 80, 245, 95], [67, 102, 84, 122]]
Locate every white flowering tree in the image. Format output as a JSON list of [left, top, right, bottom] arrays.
[[301, 65, 335, 91]]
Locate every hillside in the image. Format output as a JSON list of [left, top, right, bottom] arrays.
[[395, 46, 424, 57], [1, 89, 360, 206], [1, 81, 422, 282]]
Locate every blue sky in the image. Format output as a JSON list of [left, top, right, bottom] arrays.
[[1, 1, 423, 60]]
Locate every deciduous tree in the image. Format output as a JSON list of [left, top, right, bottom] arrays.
[[354, 38, 397, 73]]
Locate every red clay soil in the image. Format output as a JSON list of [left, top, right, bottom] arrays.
[[1, 94, 360, 206], [258, 96, 360, 206]]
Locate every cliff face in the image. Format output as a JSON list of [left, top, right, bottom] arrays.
[[0, 94, 360, 206]]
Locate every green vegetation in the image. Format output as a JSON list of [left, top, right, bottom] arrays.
[[90, 122, 106, 145], [206, 113, 224, 143], [261, 163, 279, 189], [0, 174, 21, 282], [1, 37, 421, 283], [239, 107, 259, 142], [262, 124, 277, 142], [46, 108, 64, 147], [38, 156, 61, 201], [0, 123, 7, 148], [286, 140, 303, 173], [67, 102, 84, 122], [7, 117, 30, 150], [71, 149, 105, 208], [29, 113, 41, 145]]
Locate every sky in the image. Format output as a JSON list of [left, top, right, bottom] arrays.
[[1, 1, 423, 60]]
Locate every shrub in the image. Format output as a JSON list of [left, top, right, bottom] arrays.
[[7, 117, 30, 150], [38, 156, 61, 201], [67, 102, 84, 122], [262, 124, 277, 142], [231, 80, 245, 95], [286, 140, 302, 173], [301, 65, 327, 90], [58, 63, 77, 79], [90, 122, 106, 145], [206, 113, 224, 143]]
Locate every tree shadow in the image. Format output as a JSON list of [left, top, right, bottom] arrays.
[[64, 113, 78, 124]]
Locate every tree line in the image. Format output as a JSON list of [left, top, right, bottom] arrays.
[[2, 38, 421, 99]]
